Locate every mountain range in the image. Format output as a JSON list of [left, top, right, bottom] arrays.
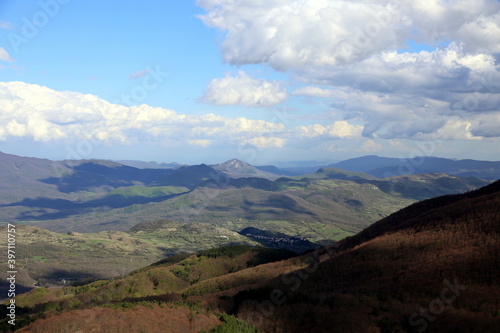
[[329, 155, 500, 180], [0, 151, 491, 239], [3, 178, 498, 332]]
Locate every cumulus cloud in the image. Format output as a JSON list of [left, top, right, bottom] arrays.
[[455, 12, 500, 54], [307, 44, 499, 96], [197, 0, 500, 142], [328, 121, 363, 139], [295, 121, 363, 140], [202, 70, 287, 107], [198, 0, 500, 68], [401, 0, 500, 54], [2, 82, 383, 158], [313, 44, 500, 141], [296, 45, 500, 142], [197, 0, 408, 69], [0, 82, 294, 149]]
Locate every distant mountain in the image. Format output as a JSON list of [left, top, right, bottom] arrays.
[[330, 155, 500, 180], [0, 151, 71, 204], [254, 164, 301, 176], [299, 167, 378, 181], [0, 151, 491, 238], [9, 180, 499, 332], [211, 158, 281, 180], [155, 163, 227, 189], [280, 165, 324, 175], [115, 160, 183, 169], [55, 159, 171, 192], [329, 155, 400, 173]]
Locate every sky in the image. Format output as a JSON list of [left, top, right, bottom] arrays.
[[0, 0, 499, 166]]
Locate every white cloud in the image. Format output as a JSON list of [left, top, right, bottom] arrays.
[[197, 0, 407, 69], [2, 72, 497, 162], [327, 121, 363, 139], [197, 0, 500, 143], [4, 81, 386, 157], [0, 47, 14, 62], [198, 0, 500, 68], [293, 86, 336, 98], [301, 44, 500, 141], [455, 12, 500, 54], [0, 81, 291, 149], [295, 124, 326, 139], [303, 44, 498, 96], [401, 0, 500, 53], [202, 70, 287, 107], [294, 121, 363, 140]]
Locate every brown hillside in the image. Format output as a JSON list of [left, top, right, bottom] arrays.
[[197, 181, 500, 332], [338, 179, 500, 250], [17, 304, 220, 333]]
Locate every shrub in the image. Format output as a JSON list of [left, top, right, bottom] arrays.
[[197, 245, 251, 259], [202, 314, 262, 333]]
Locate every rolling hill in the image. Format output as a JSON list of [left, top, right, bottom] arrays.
[[0, 219, 262, 298], [54, 172, 486, 238], [5, 180, 499, 332]]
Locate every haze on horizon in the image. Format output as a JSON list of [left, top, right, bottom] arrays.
[[0, 1, 499, 165]]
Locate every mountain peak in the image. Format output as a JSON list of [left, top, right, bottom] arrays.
[[212, 158, 254, 172], [222, 158, 250, 170], [211, 159, 280, 180]]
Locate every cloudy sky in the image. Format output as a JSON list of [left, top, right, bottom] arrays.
[[0, 0, 499, 165]]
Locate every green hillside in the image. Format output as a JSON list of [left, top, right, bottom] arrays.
[[0, 221, 259, 295], [106, 185, 189, 198], [13, 173, 487, 241]]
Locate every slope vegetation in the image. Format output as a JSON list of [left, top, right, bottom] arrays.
[[0, 220, 258, 297], [3, 246, 295, 332], [222, 180, 500, 332], [4, 181, 499, 332]]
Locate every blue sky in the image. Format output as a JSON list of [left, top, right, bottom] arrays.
[[0, 0, 499, 165]]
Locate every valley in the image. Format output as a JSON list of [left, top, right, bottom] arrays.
[[1, 178, 498, 332], [0, 151, 498, 332], [0, 152, 489, 239], [0, 152, 494, 295]]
